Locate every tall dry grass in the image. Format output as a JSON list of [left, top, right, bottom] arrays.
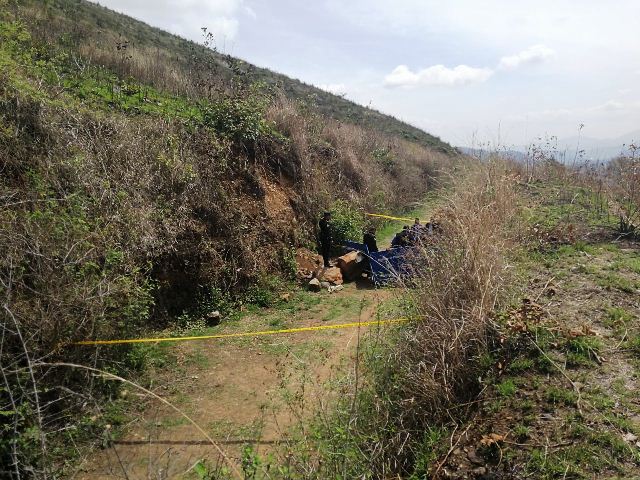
[[382, 164, 516, 473], [266, 95, 450, 215], [292, 163, 518, 478], [606, 145, 640, 235], [400, 164, 517, 412]]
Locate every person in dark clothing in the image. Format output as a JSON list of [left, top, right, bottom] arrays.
[[409, 217, 423, 243], [391, 226, 411, 248], [319, 211, 332, 267], [363, 227, 379, 253]]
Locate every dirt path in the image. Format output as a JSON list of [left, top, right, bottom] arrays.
[[71, 201, 440, 479], [73, 280, 394, 479]]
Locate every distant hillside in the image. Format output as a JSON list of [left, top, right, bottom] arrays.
[[20, 0, 454, 154], [555, 129, 640, 162], [459, 129, 640, 164]]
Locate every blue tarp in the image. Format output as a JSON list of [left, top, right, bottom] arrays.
[[343, 241, 415, 286]]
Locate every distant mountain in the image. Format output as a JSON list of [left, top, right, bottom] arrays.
[[457, 146, 528, 162], [555, 130, 639, 162], [459, 130, 639, 164]]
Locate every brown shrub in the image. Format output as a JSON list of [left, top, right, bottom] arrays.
[[322, 163, 518, 477]]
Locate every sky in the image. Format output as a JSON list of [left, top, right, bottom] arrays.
[[97, 0, 640, 148]]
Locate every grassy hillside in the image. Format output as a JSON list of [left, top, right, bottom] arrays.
[[16, 0, 455, 154], [0, 1, 458, 476]]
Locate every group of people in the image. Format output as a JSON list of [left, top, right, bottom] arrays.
[[390, 218, 433, 248], [318, 211, 434, 269]]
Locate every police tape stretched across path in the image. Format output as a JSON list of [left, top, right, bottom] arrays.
[[75, 318, 410, 346], [365, 212, 417, 222]]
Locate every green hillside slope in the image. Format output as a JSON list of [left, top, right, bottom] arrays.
[[17, 0, 454, 154]]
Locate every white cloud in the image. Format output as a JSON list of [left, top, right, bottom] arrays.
[[384, 64, 493, 87], [498, 44, 555, 70], [318, 83, 347, 95], [243, 5, 257, 19], [384, 44, 554, 89], [99, 0, 246, 42]]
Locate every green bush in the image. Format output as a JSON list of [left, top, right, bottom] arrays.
[[328, 199, 364, 253], [244, 275, 286, 308], [200, 90, 272, 145], [279, 245, 298, 280]]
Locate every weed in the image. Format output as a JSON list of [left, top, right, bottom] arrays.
[[245, 276, 288, 308], [513, 424, 530, 441], [497, 379, 518, 397], [544, 386, 578, 406], [409, 427, 449, 479], [508, 357, 534, 373], [241, 444, 264, 479], [565, 335, 603, 366], [268, 316, 286, 329], [519, 399, 535, 412], [596, 272, 637, 293], [626, 335, 640, 357], [604, 307, 634, 328]]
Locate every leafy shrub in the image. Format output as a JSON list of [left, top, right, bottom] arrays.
[[200, 90, 272, 145], [279, 245, 298, 280], [328, 199, 364, 253], [244, 275, 286, 308], [372, 146, 397, 174]]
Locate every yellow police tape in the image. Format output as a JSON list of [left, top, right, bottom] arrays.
[[365, 213, 417, 222], [75, 318, 409, 346]]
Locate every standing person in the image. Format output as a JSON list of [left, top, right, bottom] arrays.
[[319, 211, 332, 268], [363, 227, 379, 253], [410, 217, 422, 243]]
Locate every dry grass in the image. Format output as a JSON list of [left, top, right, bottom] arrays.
[[374, 164, 517, 474], [265, 94, 451, 214], [289, 163, 518, 478], [606, 145, 640, 235], [401, 163, 517, 416]]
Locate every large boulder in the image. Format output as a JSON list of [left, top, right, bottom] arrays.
[[336, 251, 364, 281], [296, 248, 323, 280], [316, 266, 343, 285], [308, 278, 322, 291]]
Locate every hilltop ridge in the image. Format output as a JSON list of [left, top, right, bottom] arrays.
[[19, 0, 454, 154]]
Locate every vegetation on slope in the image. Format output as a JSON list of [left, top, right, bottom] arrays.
[[15, 0, 456, 154], [0, 1, 457, 476], [429, 175, 640, 479]]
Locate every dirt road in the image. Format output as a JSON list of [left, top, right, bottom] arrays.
[[72, 204, 438, 479], [74, 280, 394, 479]]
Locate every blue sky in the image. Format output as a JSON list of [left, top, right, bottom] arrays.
[[99, 0, 639, 148]]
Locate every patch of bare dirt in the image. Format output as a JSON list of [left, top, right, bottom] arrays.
[[73, 284, 391, 479]]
